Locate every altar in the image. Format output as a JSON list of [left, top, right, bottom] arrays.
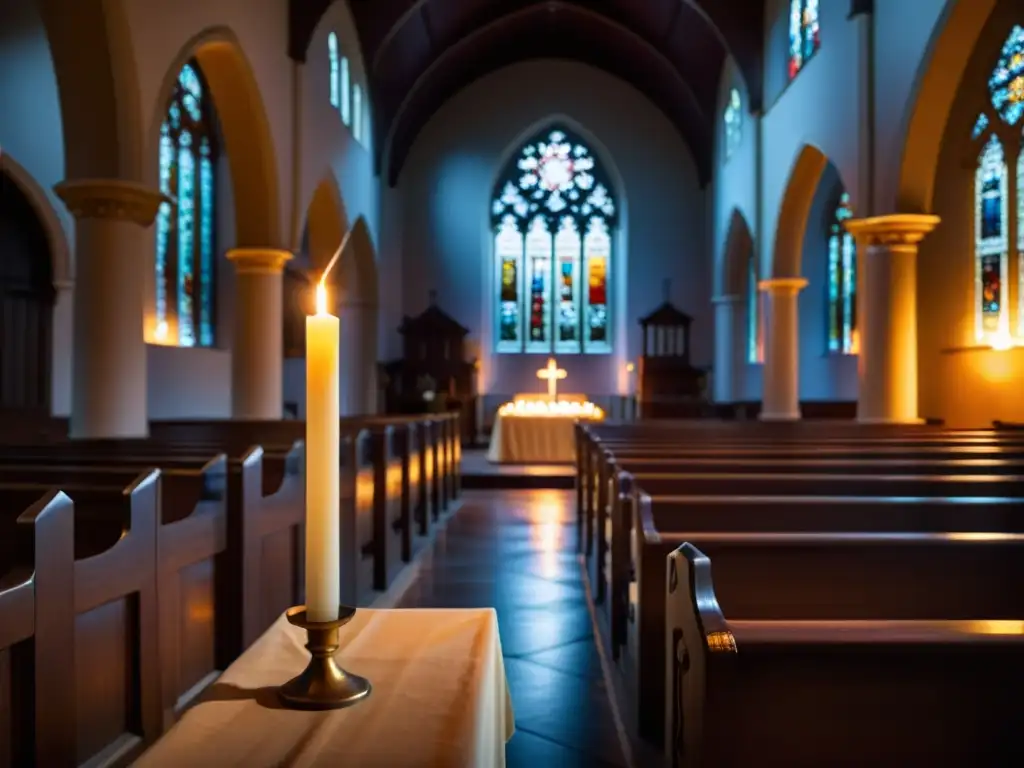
[[487, 359, 604, 464]]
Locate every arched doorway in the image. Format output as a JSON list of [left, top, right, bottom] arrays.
[[0, 170, 55, 410]]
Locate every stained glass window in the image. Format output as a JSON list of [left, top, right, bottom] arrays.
[[747, 254, 763, 363], [155, 62, 218, 347], [491, 126, 617, 354], [975, 135, 1008, 341], [340, 57, 351, 125], [989, 26, 1024, 126], [328, 33, 339, 108], [724, 88, 742, 161], [826, 192, 857, 354], [970, 27, 1024, 345], [353, 84, 362, 143], [788, 0, 820, 80]]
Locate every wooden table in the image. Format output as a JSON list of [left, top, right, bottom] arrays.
[[135, 608, 515, 767]]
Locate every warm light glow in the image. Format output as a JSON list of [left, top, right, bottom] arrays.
[[536, 358, 568, 401], [965, 620, 1024, 635], [315, 282, 328, 315], [498, 398, 605, 420], [946, 531, 1021, 542], [625, 362, 635, 373], [849, 328, 860, 355], [154, 320, 168, 341], [989, 330, 1016, 351]]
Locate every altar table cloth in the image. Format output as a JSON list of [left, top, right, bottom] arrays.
[[486, 412, 577, 464], [135, 608, 514, 767]]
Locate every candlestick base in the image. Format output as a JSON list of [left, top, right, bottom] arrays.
[[278, 605, 372, 710]]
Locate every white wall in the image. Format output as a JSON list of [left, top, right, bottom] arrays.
[[400, 59, 708, 399]]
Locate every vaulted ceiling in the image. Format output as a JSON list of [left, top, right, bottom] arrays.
[[289, 0, 766, 187]]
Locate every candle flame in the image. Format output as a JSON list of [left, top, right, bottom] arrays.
[[316, 283, 328, 315]]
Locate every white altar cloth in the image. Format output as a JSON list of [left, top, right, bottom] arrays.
[[135, 608, 514, 768], [487, 412, 577, 464]]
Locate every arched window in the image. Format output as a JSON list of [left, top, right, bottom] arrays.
[[491, 126, 617, 355], [788, 0, 820, 80], [747, 253, 762, 363], [155, 62, 218, 348], [353, 84, 363, 143], [489, 126, 614, 354], [724, 88, 742, 161], [971, 25, 1024, 345], [328, 33, 339, 108], [340, 57, 351, 125], [827, 192, 857, 354]]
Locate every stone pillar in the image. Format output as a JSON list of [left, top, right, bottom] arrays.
[[758, 277, 808, 421], [54, 179, 165, 438], [712, 294, 746, 404], [844, 214, 940, 423], [227, 248, 293, 419]]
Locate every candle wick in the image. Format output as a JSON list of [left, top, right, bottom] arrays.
[[319, 228, 353, 288]]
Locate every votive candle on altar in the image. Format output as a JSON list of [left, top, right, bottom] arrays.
[[305, 283, 341, 622]]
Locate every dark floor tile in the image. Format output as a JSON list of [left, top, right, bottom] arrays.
[[521, 637, 605, 680], [496, 606, 595, 657], [506, 728, 624, 768], [505, 658, 624, 762]]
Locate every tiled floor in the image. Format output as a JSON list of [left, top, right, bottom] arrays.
[[396, 489, 628, 768]]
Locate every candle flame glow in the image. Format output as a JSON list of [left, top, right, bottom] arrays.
[[498, 398, 605, 420], [313, 229, 354, 316], [316, 283, 328, 315]]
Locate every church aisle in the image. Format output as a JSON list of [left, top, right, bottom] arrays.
[[396, 490, 629, 768]]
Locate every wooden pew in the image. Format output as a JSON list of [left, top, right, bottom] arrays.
[[665, 543, 1024, 766], [0, 475, 163, 765], [0, 489, 75, 767], [0, 441, 305, 703]]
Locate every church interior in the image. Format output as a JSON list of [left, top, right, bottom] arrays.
[[1, 0, 1023, 765]]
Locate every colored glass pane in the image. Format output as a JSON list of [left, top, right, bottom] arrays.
[[554, 216, 581, 351], [341, 57, 351, 125], [788, 0, 820, 80], [724, 89, 742, 160], [975, 134, 1008, 341], [525, 217, 552, 352], [826, 192, 857, 354], [989, 26, 1024, 126], [583, 217, 611, 352], [353, 85, 362, 142], [972, 113, 990, 139], [494, 215, 523, 350], [328, 33, 339, 108], [155, 61, 217, 347]]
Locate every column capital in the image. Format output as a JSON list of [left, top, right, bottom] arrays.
[[711, 294, 745, 305], [227, 248, 294, 275], [54, 179, 168, 227], [758, 277, 808, 295], [843, 214, 941, 246]]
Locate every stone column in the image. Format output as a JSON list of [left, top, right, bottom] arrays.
[[712, 294, 746, 404], [758, 277, 808, 421], [844, 214, 940, 423], [227, 248, 293, 419], [54, 179, 165, 438]]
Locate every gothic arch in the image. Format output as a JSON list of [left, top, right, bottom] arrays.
[[771, 143, 829, 278], [0, 153, 71, 285], [720, 207, 753, 297], [306, 171, 350, 277], [341, 216, 380, 310], [38, 0, 143, 180], [896, 0, 999, 213], [147, 27, 282, 247], [491, 114, 628, 228]]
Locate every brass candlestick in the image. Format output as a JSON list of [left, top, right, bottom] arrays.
[[278, 605, 372, 710]]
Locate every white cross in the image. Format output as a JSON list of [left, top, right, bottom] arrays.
[[537, 358, 567, 401]]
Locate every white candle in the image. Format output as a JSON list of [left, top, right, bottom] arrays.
[[305, 282, 340, 622]]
